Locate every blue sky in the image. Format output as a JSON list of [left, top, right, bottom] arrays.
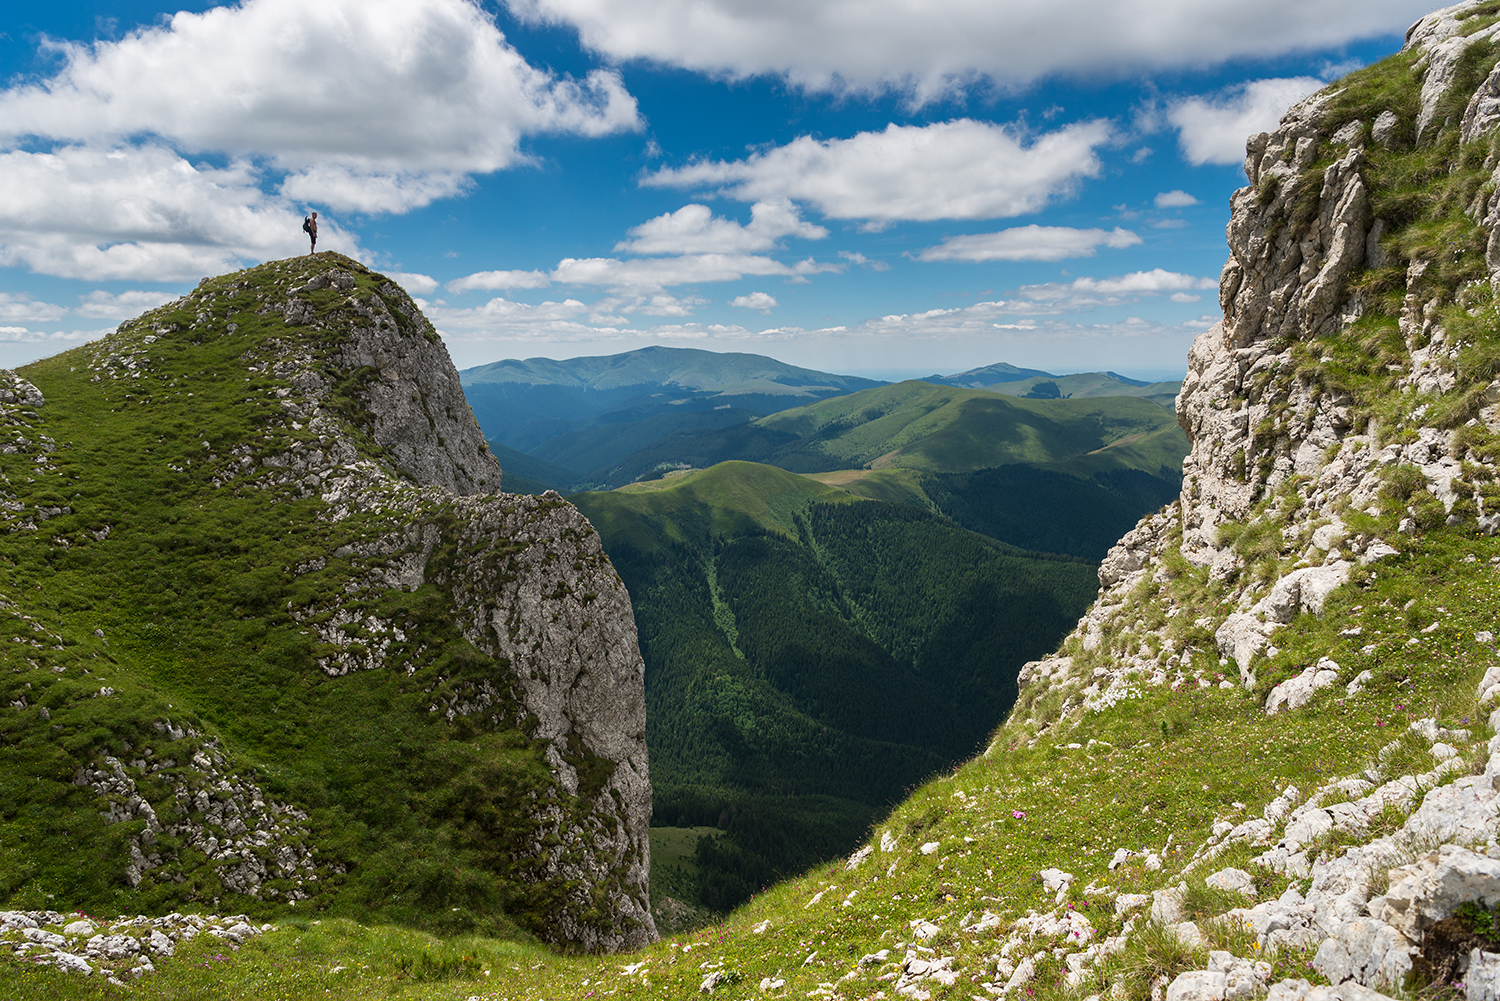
[[0, 0, 1434, 380]]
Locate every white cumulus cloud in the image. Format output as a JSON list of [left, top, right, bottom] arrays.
[[0, 293, 69, 323], [446, 269, 554, 293], [0, 144, 360, 281], [505, 0, 1425, 101], [0, 0, 643, 280], [0, 0, 641, 181], [917, 226, 1142, 263], [615, 199, 827, 255], [1019, 269, 1217, 298], [550, 253, 838, 291], [1154, 190, 1200, 208], [1168, 77, 1325, 166], [280, 169, 475, 215], [730, 292, 778, 313], [838, 251, 891, 272], [74, 289, 180, 319], [644, 119, 1114, 225], [383, 272, 440, 295], [1010, 269, 1216, 309]]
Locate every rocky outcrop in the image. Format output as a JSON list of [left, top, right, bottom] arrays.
[[1012, 0, 1500, 727], [1000, 5, 1500, 1001], [0, 910, 265, 985]]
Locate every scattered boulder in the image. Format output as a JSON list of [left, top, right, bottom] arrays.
[[1041, 868, 1075, 904], [1371, 111, 1400, 148], [1266, 659, 1340, 715], [1368, 844, 1500, 941], [1206, 868, 1257, 898]]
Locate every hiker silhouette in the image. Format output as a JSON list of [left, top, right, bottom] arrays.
[[302, 211, 318, 254]]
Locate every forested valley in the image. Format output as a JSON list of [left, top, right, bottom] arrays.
[[573, 467, 1107, 916]]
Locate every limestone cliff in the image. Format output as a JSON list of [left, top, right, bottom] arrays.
[[1001, 3, 1500, 997], [0, 253, 654, 951]]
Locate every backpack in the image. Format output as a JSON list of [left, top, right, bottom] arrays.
[[302, 216, 312, 234]]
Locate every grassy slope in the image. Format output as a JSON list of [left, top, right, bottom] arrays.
[[601, 381, 1187, 487], [755, 381, 1181, 473], [982, 373, 1182, 411], [574, 461, 861, 550], [14, 526, 1490, 1000]]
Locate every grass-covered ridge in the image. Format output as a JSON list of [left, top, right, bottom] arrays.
[[0, 253, 646, 950], [11, 521, 1495, 999], [606, 380, 1187, 487]]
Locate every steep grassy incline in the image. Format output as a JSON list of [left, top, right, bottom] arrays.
[[571, 462, 1099, 916]]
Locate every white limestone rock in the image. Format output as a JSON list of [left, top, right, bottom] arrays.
[[1040, 868, 1075, 904], [1368, 844, 1500, 941], [1258, 566, 1352, 625], [1216, 613, 1271, 688], [1266, 659, 1341, 715], [1206, 868, 1257, 898], [1371, 111, 1401, 148], [1152, 884, 1188, 925]]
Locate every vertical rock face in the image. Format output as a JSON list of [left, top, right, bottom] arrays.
[[1006, 0, 1500, 770], [285, 266, 499, 496], [434, 492, 654, 949], [1032, 0, 1500, 699], [3, 253, 654, 951], [1162, 0, 1500, 597], [990, 8, 1500, 1000]]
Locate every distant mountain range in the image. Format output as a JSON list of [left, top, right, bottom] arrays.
[[608, 380, 1185, 486], [457, 347, 1181, 491], [459, 347, 883, 488]]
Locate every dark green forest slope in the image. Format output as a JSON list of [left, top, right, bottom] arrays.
[[572, 462, 1099, 910], [459, 347, 882, 485]]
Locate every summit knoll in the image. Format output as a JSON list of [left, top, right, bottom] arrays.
[[0, 254, 655, 953]]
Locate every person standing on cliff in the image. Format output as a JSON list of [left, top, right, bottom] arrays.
[[303, 211, 318, 254]]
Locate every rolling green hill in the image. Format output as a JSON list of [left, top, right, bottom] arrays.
[[981, 372, 1182, 410], [571, 461, 1099, 912], [931, 363, 1182, 409], [603, 380, 1187, 488]]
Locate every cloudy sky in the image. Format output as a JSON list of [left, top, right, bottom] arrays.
[[0, 0, 1431, 378]]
